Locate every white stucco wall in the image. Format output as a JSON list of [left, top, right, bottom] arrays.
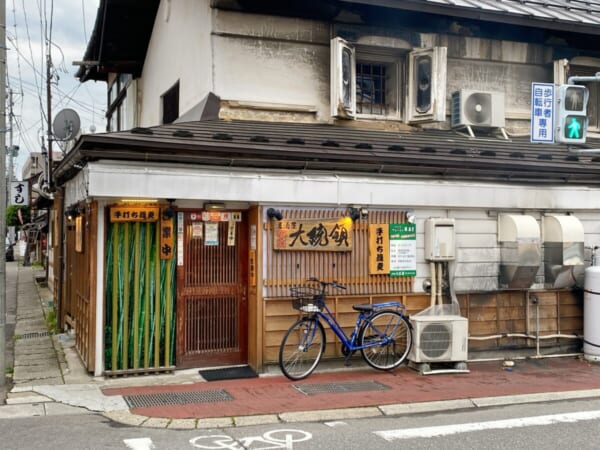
[[135, 2, 565, 128], [139, 0, 213, 126], [212, 10, 331, 120]]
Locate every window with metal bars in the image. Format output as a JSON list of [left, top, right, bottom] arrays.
[[356, 63, 388, 115]]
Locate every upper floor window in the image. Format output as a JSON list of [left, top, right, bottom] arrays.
[[162, 82, 180, 124], [331, 37, 446, 123], [107, 74, 131, 132]]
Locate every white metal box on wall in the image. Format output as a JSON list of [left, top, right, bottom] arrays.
[[424, 218, 455, 261], [409, 315, 468, 363]]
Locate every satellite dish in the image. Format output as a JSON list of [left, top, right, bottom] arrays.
[[52, 108, 81, 140]]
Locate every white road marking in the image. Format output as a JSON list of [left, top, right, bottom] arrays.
[[375, 409, 600, 441], [324, 421, 348, 427], [123, 437, 155, 450]]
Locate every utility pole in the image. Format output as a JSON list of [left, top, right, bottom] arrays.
[[1, 0, 8, 387], [8, 89, 13, 184], [46, 43, 53, 191]]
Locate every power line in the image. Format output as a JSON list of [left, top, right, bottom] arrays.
[[20, 0, 46, 133]]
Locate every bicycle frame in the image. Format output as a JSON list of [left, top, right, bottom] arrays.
[[309, 300, 405, 352]]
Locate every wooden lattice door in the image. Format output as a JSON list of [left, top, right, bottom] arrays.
[[176, 211, 248, 368]]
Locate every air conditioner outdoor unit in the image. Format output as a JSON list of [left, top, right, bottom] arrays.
[[409, 315, 468, 363], [451, 89, 505, 129]]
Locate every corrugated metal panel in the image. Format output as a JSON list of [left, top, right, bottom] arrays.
[[346, 0, 600, 28]]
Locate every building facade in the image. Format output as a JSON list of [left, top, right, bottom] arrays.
[[57, 0, 600, 376]]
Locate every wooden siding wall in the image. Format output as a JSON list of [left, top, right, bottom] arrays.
[[264, 209, 412, 297], [64, 202, 97, 371], [263, 290, 583, 364]]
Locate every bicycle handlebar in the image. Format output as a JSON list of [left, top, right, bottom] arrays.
[[307, 277, 347, 290]]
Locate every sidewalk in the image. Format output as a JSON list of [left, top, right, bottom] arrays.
[[3, 263, 600, 429]]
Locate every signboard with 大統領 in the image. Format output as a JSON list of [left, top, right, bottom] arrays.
[[273, 218, 353, 251]]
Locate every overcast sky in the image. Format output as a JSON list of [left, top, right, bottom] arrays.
[[7, 0, 105, 177]]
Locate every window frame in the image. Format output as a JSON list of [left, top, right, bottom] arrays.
[[106, 74, 131, 132], [331, 37, 447, 123], [161, 81, 180, 125]]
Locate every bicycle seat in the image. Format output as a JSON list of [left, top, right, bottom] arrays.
[[352, 304, 374, 312]]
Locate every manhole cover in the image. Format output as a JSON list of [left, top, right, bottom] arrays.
[[292, 380, 391, 396], [124, 389, 234, 408], [20, 331, 51, 340]]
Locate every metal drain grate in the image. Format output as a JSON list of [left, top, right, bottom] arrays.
[[20, 331, 51, 340], [124, 390, 234, 408], [292, 380, 391, 396]]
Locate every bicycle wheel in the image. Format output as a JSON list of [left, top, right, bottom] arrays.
[[279, 317, 325, 380], [359, 310, 412, 370]]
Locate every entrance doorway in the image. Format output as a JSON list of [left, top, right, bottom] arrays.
[[176, 211, 248, 368]]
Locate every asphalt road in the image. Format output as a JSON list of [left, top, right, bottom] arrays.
[[3, 397, 600, 449]]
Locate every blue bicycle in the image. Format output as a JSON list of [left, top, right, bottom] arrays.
[[278, 278, 412, 380]]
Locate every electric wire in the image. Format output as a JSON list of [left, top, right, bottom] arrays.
[[21, 0, 46, 132], [10, 0, 104, 172]]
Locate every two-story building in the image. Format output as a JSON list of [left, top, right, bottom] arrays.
[[55, 0, 600, 376]]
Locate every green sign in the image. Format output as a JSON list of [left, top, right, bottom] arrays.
[[389, 223, 416, 277]]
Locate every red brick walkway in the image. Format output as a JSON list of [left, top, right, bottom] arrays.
[[102, 357, 600, 420]]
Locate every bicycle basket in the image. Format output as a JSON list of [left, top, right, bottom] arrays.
[[290, 286, 323, 312]]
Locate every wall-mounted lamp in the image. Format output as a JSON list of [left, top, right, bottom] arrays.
[[406, 211, 416, 224], [348, 207, 361, 221], [64, 206, 81, 221], [162, 199, 176, 220], [204, 202, 226, 210], [267, 208, 283, 221]]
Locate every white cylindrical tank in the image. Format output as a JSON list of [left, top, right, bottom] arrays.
[[584, 266, 600, 361]]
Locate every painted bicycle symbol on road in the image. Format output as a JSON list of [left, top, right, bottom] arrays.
[[189, 429, 312, 449]]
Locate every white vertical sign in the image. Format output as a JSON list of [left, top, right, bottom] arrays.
[[531, 82, 554, 143], [10, 181, 29, 206]]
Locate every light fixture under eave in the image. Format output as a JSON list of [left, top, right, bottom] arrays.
[[267, 208, 283, 220], [348, 207, 361, 221], [204, 202, 226, 210]]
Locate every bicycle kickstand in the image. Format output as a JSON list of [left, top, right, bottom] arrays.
[[344, 351, 355, 367]]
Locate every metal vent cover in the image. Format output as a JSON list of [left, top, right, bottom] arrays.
[[293, 380, 390, 396], [420, 323, 451, 358], [123, 390, 234, 408], [20, 331, 51, 340]]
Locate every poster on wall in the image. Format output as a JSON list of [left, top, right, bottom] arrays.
[[205, 222, 219, 246], [227, 221, 236, 246], [389, 223, 417, 277], [191, 222, 203, 239], [177, 212, 184, 266]]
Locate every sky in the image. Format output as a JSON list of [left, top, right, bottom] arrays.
[[6, 0, 106, 178]]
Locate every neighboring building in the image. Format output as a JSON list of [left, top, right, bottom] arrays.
[[57, 0, 600, 376]]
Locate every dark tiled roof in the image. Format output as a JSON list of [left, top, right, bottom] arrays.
[[56, 119, 600, 186], [345, 0, 600, 33]]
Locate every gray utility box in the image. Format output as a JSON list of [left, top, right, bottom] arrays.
[[543, 215, 584, 289], [498, 214, 541, 289]]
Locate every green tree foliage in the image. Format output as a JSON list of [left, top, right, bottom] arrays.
[[6, 205, 31, 228]]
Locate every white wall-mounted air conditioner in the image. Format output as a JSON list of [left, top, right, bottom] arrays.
[[451, 89, 505, 129], [409, 315, 468, 363]]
